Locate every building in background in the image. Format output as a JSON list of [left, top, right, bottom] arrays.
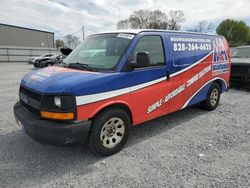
[[0, 23, 57, 63]]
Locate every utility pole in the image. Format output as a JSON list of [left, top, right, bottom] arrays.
[[82, 26, 85, 40]]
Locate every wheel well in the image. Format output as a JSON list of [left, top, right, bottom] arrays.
[[93, 103, 133, 124], [213, 79, 224, 92]]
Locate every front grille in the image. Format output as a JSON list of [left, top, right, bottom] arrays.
[[19, 86, 42, 117], [21, 100, 41, 117], [20, 86, 42, 101], [231, 65, 249, 74]]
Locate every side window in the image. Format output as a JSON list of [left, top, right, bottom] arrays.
[[133, 36, 165, 67]]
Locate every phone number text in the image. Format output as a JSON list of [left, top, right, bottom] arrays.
[[173, 43, 212, 52]]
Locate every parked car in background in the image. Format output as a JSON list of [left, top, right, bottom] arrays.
[[33, 54, 65, 68], [33, 53, 58, 68], [230, 46, 250, 84], [33, 47, 72, 68], [230, 47, 235, 54], [28, 53, 55, 64]]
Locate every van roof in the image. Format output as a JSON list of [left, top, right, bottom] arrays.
[[97, 29, 220, 37]]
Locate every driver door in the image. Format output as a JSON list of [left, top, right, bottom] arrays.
[[127, 34, 170, 125]]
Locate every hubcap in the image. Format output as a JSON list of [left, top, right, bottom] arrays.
[[210, 88, 219, 106], [100, 117, 125, 149]]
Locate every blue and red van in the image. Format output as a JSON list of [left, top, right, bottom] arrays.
[[14, 30, 231, 155]]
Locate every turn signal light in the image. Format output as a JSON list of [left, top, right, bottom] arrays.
[[41, 111, 74, 120]]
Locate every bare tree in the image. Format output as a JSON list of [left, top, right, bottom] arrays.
[[169, 10, 185, 30], [117, 9, 185, 30], [188, 20, 215, 33], [64, 35, 80, 49], [117, 9, 170, 30], [148, 10, 169, 29], [129, 9, 151, 29], [117, 19, 130, 30]]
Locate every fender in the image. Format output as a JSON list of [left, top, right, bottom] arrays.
[[77, 98, 134, 124]]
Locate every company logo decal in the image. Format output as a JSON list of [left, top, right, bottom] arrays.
[[212, 38, 229, 75]]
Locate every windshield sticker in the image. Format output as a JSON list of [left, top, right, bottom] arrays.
[[117, 33, 134, 40]]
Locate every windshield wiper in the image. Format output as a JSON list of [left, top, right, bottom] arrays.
[[67, 62, 97, 72]]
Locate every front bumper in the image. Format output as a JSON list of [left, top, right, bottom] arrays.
[[230, 64, 250, 83], [14, 102, 91, 145], [230, 75, 250, 83]]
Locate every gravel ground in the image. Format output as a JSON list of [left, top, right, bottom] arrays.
[[0, 63, 249, 188]]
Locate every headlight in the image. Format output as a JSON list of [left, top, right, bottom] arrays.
[[40, 95, 75, 120], [54, 96, 61, 108]]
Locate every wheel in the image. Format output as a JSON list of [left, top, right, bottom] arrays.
[[201, 82, 221, 111], [87, 108, 131, 156]]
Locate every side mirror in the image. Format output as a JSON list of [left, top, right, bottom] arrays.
[[130, 52, 150, 69], [60, 47, 72, 56]]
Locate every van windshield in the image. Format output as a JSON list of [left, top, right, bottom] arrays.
[[63, 33, 134, 71]]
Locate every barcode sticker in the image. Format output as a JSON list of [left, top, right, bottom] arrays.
[[117, 33, 134, 40]]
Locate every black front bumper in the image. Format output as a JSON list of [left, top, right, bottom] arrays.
[[230, 64, 250, 83], [14, 102, 91, 145], [230, 76, 250, 83]]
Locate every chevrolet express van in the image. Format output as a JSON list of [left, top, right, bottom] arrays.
[[14, 30, 231, 156]]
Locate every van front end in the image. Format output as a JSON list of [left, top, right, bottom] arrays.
[[14, 85, 92, 145]]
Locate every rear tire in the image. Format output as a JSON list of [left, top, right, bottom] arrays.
[[87, 108, 131, 156], [201, 82, 221, 111]]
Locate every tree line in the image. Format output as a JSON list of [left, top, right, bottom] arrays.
[[55, 9, 250, 49], [55, 35, 80, 50], [117, 9, 250, 47], [216, 19, 250, 47], [117, 9, 185, 30]]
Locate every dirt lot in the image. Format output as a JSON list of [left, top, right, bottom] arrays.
[[0, 63, 249, 188]]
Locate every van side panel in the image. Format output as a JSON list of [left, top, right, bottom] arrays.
[[76, 32, 230, 126], [162, 33, 230, 111], [77, 32, 170, 125], [163, 52, 214, 114]]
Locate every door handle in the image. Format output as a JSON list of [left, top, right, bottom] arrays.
[[166, 70, 170, 81]]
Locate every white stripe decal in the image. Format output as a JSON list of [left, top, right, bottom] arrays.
[[76, 52, 213, 106], [76, 77, 166, 106], [181, 77, 227, 109]]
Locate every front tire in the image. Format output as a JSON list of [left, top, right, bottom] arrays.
[[87, 108, 131, 156], [201, 82, 221, 111]]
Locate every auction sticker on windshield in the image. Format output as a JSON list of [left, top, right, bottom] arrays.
[[117, 33, 134, 40]]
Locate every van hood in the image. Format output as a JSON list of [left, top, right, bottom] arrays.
[[231, 57, 250, 65], [21, 66, 122, 96]]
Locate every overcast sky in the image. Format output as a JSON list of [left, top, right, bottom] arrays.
[[0, 0, 250, 40]]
